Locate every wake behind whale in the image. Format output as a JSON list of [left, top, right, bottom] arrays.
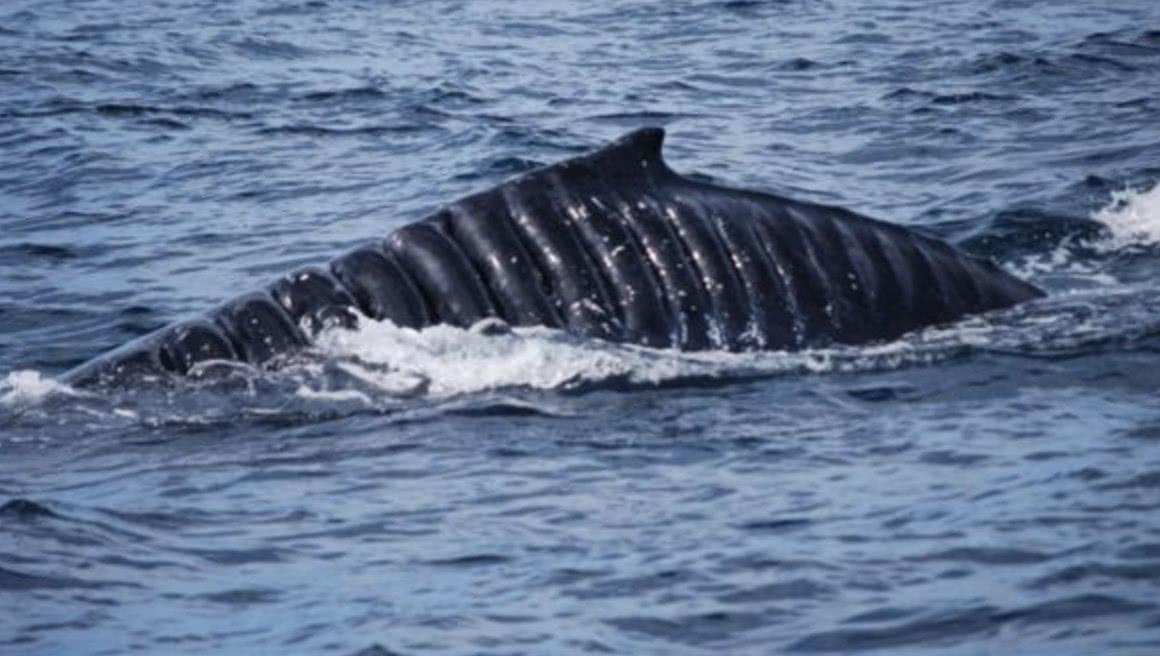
[[62, 127, 1043, 387]]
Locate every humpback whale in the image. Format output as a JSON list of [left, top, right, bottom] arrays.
[[62, 127, 1042, 386]]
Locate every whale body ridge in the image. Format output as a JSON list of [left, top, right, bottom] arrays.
[[62, 127, 1043, 386]]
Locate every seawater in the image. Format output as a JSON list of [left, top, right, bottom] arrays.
[[2, 1, 1160, 654]]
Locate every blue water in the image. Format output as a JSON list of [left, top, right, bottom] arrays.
[[3, 1, 1160, 654]]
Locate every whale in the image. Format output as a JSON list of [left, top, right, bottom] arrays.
[[61, 127, 1043, 386]]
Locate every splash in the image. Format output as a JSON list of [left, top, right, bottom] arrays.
[[298, 317, 974, 400], [1007, 181, 1160, 286], [1092, 182, 1160, 249], [0, 370, 77, 407], [0, 317, 1008, 421], [308, 320, 752, 397]]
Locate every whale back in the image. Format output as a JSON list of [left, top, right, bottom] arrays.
[[62, 128, 1042, 385]]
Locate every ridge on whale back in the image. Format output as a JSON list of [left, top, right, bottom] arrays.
[[62, 127, 1043, 387]]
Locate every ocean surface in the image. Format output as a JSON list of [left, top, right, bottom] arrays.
[[3, 1, 1160, 654]]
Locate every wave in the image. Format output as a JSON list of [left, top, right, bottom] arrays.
[[786, 594, 1153, 653], [3, 100, 253, 122]]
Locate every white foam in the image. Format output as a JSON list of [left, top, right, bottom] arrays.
[[298, 316, 972, 400], [1093, 182, 1160, 249], [1007, 181, 1160, 286], [293, 383, 374, 405], [0, 370, 76, 407], [1005, 242, 1118, 287]]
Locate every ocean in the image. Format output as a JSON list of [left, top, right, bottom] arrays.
[[2, 1, 1160, 654]]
